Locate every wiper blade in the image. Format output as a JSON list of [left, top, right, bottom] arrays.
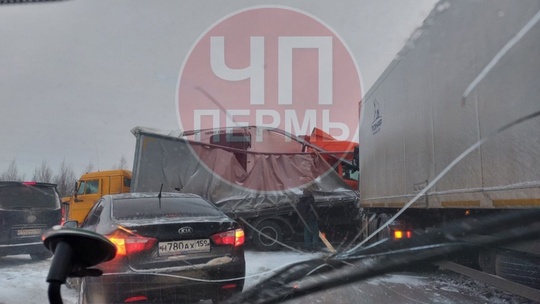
[[340, 208, 540, 259], [228, 209, 540, 304]]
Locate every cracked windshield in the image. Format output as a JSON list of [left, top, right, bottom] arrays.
[[1, 0, 539, 303]]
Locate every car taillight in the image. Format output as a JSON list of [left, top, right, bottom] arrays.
[[107, 228, 157, 256], [60, 209, 65, 225], [124, 296, 148, 303], [60, 204, 67, 226], [220, 283, 238, 289], [211, 228, 245, 247], [22, 181, 37, 186]]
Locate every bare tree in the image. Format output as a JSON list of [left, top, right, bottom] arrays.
[[84, 161, 95, 173], [0, 159, 25, 181], [114, 155, 128, 170], [32, 160, 54, 183], [54, 159, 77, 197]]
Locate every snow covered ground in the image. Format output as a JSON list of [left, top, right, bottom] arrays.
[[0, 250, 319, 304], [0, 250, 533, 304]]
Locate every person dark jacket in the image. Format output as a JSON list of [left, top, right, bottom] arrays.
[[297, 189, 318, 223], [297, 188, 320, 250]]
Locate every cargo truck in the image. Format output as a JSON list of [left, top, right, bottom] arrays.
[[130, 126, 360, 251], [358, 0, 540, 288], [62, 170, 132, 223]]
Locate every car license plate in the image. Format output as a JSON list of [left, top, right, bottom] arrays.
[[16, 229, 42, 236], [158, 239, 211, 256]]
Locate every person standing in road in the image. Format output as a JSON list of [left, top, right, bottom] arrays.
[[297, 187, 320, 251]]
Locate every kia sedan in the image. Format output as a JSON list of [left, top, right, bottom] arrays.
[[77, 192, 245, 304]]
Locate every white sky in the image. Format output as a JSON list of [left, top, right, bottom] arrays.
[[0, 0, 435, 178]]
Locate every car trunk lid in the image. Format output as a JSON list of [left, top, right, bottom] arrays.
[[112, 218, 242, 270]]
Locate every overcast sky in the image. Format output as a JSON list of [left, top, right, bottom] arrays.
[[0, 0, 435, 178]]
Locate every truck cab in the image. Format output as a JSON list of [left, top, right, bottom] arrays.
[[302, 128, 359, 190], [62, 170, 131, 224]]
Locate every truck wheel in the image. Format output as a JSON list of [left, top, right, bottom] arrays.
[[253, 220, 283, 251], [366, 215, 379, 244], [377, 214, 392, 241], [496, 250, 540, 289]]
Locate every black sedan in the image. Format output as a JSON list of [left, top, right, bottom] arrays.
[[77, 192, 245, 304]]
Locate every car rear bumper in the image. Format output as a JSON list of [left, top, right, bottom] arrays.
[[83, 259, 245, 303], [0, 241, 48, 256]]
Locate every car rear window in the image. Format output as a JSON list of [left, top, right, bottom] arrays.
[[0, 184, 60, 210], [112, 197, 224, 220]]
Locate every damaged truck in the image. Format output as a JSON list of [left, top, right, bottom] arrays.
[[130, 126, 360, 251]]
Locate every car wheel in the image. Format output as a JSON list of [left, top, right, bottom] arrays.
[[66, 277, 81, 290], [30, 252, 52, 261], [212, 294, 229, 304], [253, 220, 283, 251], [212, 285, 243, 304], [79, 278, 110, 304], [78, 278, 88, 304]]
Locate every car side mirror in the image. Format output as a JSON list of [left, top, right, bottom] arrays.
[[42, 227, 117, 304], [74, 181, 81, 202]]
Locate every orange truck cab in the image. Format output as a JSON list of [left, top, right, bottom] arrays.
[[62, 169, 131, 224], [302, 128, 359, 190]]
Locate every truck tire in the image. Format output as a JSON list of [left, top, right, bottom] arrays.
[[377, 214, 392, 241], [496, 250, 540, 289], [253, 220, 283, 251], [366, 215, 379, 244]]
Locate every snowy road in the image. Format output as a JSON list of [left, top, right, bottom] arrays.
[[0, 250, 533, 304]]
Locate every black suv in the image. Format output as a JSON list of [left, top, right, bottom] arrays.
[[0, 181, 62, 260]]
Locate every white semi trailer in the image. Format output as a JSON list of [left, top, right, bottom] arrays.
[[358, 0, 540, 288]]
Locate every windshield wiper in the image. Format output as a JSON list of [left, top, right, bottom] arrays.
[[228, 209, 540, 304]]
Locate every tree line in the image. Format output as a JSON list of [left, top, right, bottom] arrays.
[[0, 156, 129, 197]]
